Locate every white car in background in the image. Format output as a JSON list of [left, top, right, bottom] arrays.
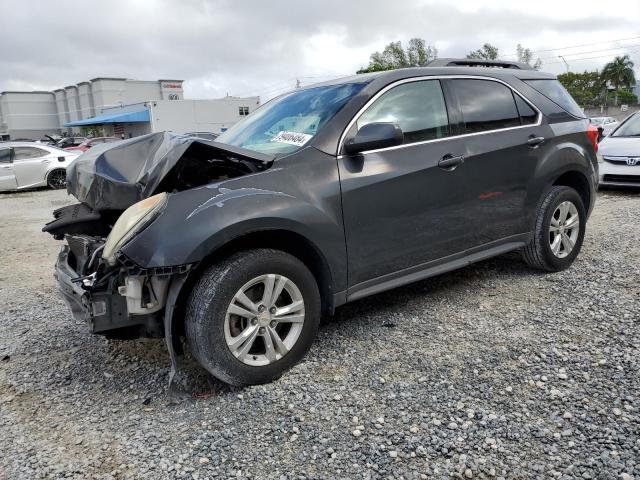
[[590, 116, 619, 137], [0, 142, 79, 192], [598, 112, 640, 188]]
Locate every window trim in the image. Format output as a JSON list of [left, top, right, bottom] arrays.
[[338, 75, 542, 157]]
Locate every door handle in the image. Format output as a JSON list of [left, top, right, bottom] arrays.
[[527, 136, 545, 147], [438, 154, 464, 170]]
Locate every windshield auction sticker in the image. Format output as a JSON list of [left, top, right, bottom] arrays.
[[271, 131, 313, 147]]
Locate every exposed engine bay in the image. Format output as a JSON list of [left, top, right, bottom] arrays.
[[44, 132, 274, 338]]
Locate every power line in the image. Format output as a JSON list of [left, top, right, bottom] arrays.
[[544, 48, 640, 66], [499, 35, 640, 58], [535, 44, 640, 61]]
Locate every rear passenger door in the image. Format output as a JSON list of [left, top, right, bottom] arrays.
[[12, 146, 51, 188], [444, 78, 545, 246]]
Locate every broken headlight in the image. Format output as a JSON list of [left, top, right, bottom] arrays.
[[102, 193, 168, 266]]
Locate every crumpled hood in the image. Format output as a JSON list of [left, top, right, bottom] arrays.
[[66, 131, 274, 211], [599, 136, 640, 157]]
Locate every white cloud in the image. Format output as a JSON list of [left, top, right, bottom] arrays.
[[1, 0, 638, 101]]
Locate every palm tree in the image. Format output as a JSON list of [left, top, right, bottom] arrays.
[[601, 55, 636, 105]]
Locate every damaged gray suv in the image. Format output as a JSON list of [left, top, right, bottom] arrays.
[[46, 59, 599, 386]]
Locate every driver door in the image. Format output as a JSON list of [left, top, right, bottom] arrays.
[[0, 147, 17, 190], [12, 146, 50, 188], [338, 79, 477, 293]]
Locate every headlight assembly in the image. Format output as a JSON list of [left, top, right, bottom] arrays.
[[102, 192, 168, 265]]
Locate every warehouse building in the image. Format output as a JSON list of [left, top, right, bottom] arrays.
[[0, 78, 259, 140]]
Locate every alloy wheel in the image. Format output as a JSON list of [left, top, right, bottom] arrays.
[[549, 200, 580, 258], [48, 170, 66, 189], [224, 274, 305, 366]]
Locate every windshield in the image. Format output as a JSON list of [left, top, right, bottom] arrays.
[[612, 114, 640, 137], [216, 83, 366, 155]]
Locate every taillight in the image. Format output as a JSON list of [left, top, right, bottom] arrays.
[[586, 124, 599, 153]]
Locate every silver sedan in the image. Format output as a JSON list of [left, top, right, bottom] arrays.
[[598, 112, 640, 188], [0, 142, 79, 191]]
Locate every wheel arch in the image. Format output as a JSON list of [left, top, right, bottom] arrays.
[[552, 170, 592, 214], [169, 228, 338, 349]]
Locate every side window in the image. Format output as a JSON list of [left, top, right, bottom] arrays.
[[13, 147, 48, 160], [357, 80, 449, 144], [514, 94, 538, 125], [451, 79, 521, 133], [0, 148, 11, 163], [524, 79, 585, 118]]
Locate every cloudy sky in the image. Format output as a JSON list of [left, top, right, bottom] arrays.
[[1, 0, 639, 101]]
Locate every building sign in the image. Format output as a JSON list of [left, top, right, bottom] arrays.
[[162, 83, 182, 89]]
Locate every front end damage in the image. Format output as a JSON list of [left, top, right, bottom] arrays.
[[44, 132, 274, 362], [54, 236, 190, 338]]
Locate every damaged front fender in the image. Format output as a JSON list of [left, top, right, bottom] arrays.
[[120, 149, 348, 292]]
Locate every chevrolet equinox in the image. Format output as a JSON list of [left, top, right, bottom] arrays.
[[46, 59, 599, 386]]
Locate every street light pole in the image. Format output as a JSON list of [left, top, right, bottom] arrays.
[[559, 56, 570, 73]]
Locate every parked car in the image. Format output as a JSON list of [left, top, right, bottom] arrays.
[[590, 116, 619, 137], [46, 59, 598, 387], [56, 136, 86, 149], [65, 136, 120, 152], [38, 134, 63, 145], [0, 142, 78, 191], [598, 111, 640, 187]]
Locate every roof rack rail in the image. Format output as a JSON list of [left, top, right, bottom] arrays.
[[427, 58, 533, 70]]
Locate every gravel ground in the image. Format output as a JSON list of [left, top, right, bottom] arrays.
[[0, 188, 638, 480]]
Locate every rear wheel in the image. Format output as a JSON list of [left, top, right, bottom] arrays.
[[522, 186, 586, 271], [47, 169, 66, 189], [185, 249, 321, 386]]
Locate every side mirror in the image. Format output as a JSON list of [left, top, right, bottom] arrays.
[[343, 122, 403, 155]]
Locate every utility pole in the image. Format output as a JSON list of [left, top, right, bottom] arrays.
[[559, 56, 570, 73]]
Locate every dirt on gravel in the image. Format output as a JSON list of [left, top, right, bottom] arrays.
[[0, 187, 638, 479]]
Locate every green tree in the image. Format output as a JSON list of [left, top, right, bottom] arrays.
[[357, 38, 438, 73], [557, 71, 603, 107], [466, 43, 499, 60], [516, 44, 542, 70], [601, 55, 636, 105]]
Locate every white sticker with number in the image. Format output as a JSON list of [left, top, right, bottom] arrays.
[[271, 131, 313, 147]]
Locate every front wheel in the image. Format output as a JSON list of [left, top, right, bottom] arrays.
[[522, 185, 586, 271], [185, 249, 321, 386]]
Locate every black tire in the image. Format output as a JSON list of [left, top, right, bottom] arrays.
[[185, 248, 321, 386], [47, 169, 67, 189], [522, 185, 586, 271]]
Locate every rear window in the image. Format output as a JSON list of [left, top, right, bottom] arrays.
[[525, 79, 585, 118]]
